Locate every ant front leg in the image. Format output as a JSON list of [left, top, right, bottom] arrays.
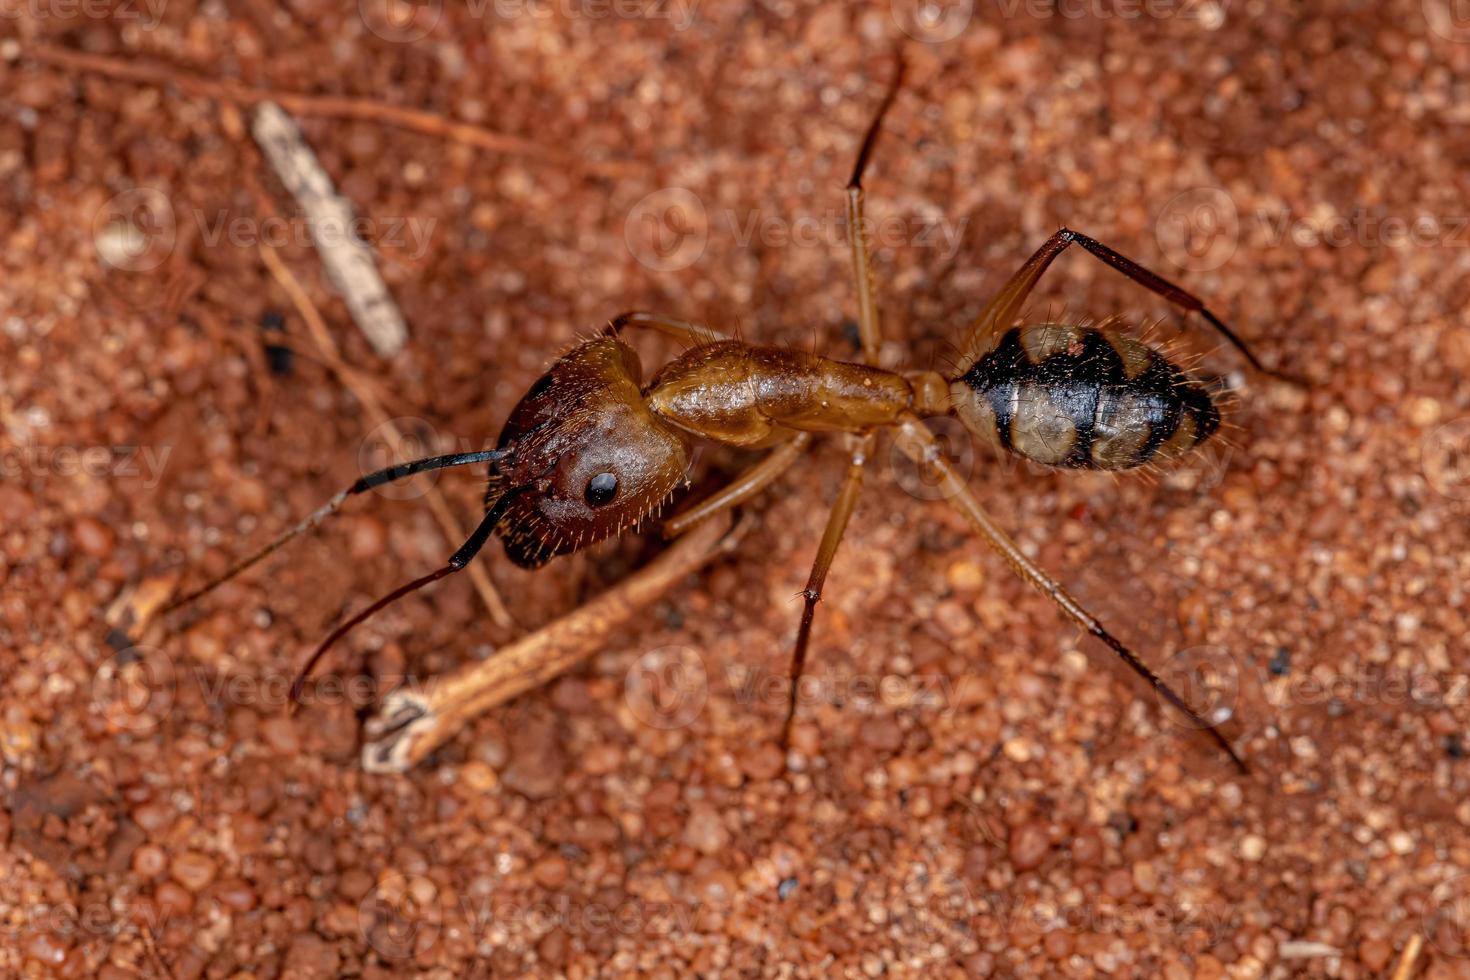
[[661, 432, 813, 538], [892, 413, 1248, 773], [956, 228, 1296, 382], [780, 430, 876, 752]]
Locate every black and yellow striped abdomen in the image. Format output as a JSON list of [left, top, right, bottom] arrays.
[[950, 325, 1220, 470]]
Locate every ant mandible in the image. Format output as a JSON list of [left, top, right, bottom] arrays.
[[167, 57, 1295, 774]]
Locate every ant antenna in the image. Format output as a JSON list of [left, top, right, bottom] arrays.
[[163, 448, 512, 615], [287, 483, 527, 707]]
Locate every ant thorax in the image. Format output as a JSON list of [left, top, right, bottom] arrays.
[[646, 341, 915, 447]]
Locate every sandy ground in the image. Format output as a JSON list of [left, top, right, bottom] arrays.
[[2, 1, 1469, 977]]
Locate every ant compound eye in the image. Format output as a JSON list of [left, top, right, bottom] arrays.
[[584, 472, 618, 506]]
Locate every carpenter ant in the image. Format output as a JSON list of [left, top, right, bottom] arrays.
[[167, 58, 1295, 773]]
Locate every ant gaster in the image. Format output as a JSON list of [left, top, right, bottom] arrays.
[[168, 58, 1296, 773]]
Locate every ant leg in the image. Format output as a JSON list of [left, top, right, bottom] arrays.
[[955, 228, 1294, 381], [290, 493, 510, 703], [606, 311, 729, 347], [892, 413, 1248, 773], [846, 54, 905, 366], [163, 449, 509, 614], [780, 431, 875, 750], [661, 433, 813, 538]]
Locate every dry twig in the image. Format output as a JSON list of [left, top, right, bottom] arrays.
[[253, 102, 407, 358], [360, 511, 743, 772], [24, 43, 638, 178], [1388, 934, 1423, 980]]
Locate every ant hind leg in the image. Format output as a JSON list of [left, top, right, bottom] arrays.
[[780, 431, 875, 753]]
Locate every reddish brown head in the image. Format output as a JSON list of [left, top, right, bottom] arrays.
[[486, 337, 692, 568]]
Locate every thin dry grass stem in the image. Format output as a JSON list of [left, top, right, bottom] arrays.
[[257, 242, 515, 631], [25, 43, 639, 178]]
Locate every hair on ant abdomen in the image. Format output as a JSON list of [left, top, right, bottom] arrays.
[[163, 52, 1299, 775], [954, 323, 1222, 471]]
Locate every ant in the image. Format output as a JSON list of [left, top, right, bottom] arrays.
[[166, 58, 1294, 774]]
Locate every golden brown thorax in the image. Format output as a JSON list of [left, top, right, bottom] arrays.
[[646, 342, 917, 447]]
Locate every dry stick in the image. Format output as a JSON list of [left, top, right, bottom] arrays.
[[1388, 934, 1422, 980], [360, 511, 742, 773], [24, 43, 638, 178], [257, 243, 514, 631], [253, 102, 406, 358]]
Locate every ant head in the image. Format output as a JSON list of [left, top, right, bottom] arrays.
[[486, 336, 692, 569]]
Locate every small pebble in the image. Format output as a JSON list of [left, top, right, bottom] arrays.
[[1009, 823, 1050, 870], [171, 851, 219, 892], [682, 806, 730, 855], [73, 516, 115, 558]]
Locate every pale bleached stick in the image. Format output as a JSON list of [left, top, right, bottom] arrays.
[[252, 102, 408, 358], [360, 512, 742, 773]]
